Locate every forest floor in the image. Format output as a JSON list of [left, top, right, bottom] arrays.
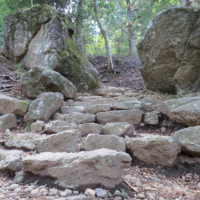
[[1, 53, 200, 199]]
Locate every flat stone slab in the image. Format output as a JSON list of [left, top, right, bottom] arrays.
[[85, 104, 111, 114], [5, 133, 42, 151], [102, 122, 135, 137], [22, 149, 131, 189], [38, 130, 79, 153], [126, 134, 181, 166], [44, 121, 78, 133], [96, 109, 143, 125], [83, 134, 126, 152], [160, 96, 200, 126], [65, 113, 95, 124]]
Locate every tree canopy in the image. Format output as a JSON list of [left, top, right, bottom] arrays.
[[0, 0, 184, 55]]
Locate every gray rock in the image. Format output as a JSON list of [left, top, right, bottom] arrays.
[[97, 87, 126, 96], [173, 126, 200, 157], [0, 113, 17, 132], [73, 190, 79, 195], [24, 92, 64, 123], [126, 134, 181, 166], [144, 111, 159, 125], [113, 101, 142, 110], [146, 192, 155, 200], [114, 190, 121, 196], [67, 98, 115, 107], [137, 7, 200, 94], [96, 109, 143, 125], [159, 96, 200, 126], [53, 113, 67, 121], [66, 195, 89, 200], [22, 149, 132, 188], [60, 189, 72, 197], [103, 122, 135, 137], [0, 150, 23, 171], [44, 120, 78, 133], [65, 112, 95, 124], [77, 123, 102, 136], [0, 94, 28, 116], [20, 66, 77, 99], [13, 171, 24, 183], [31, 120, 44, 133], [49, 188, 58, 196], [95, 188, 108, 198], [114, 197, 122, 200], [8, 184, 19, 191], [84, 188, 96, 197], [5, 133, 42, 151], [61, 106, 85, 114], [83, 134, 126, 152], [141, 97, 156, 111], [85, 104, 111, 114], [37, 130, 79, 153]]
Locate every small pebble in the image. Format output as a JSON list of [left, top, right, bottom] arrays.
[[73, 190, 79, 195], [60, 189, 72, 197], [84, 188, 96, 196], [95, 188, 108, 198], [138, 193, 145, 198], [114, 190, 121, 196], [49, 188, 58, 196]]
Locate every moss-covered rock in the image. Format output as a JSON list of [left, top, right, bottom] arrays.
[[20, 66, 77, 99], [3, 4, 99, 93], [137, 7, 200, 94]]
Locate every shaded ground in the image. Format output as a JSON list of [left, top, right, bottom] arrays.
[[88, 56, 145, 91]]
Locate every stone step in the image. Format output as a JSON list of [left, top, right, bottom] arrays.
[[22, 149, 132, 189]]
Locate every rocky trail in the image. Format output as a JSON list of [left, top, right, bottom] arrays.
[[1, 53, 200, 200]]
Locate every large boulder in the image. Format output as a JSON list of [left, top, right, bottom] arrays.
[[24, 92, 63, 123], [173, 126, 200, 157], [0, 94, 28, 116], [137, 7, 200, 94], [20, 66, 77, 99], [22, 149, 132, 189], [126, 134, 181, 166], [3, 4, 99, 93], [159, 96, 200, 126]]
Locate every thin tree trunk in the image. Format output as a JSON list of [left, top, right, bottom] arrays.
[[75, 0, 83, 53], [31, 0, 33, 6], [94, 0, 115, 74], [126, 0, 136, 57]]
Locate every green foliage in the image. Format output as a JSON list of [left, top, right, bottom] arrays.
[[0, 0, 180, 56]]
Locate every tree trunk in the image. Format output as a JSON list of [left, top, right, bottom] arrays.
[[31, 0, 33, 6], [75, 0, 83, 53], [94, 0, 115, 74], [126, 0, 136, 57]]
